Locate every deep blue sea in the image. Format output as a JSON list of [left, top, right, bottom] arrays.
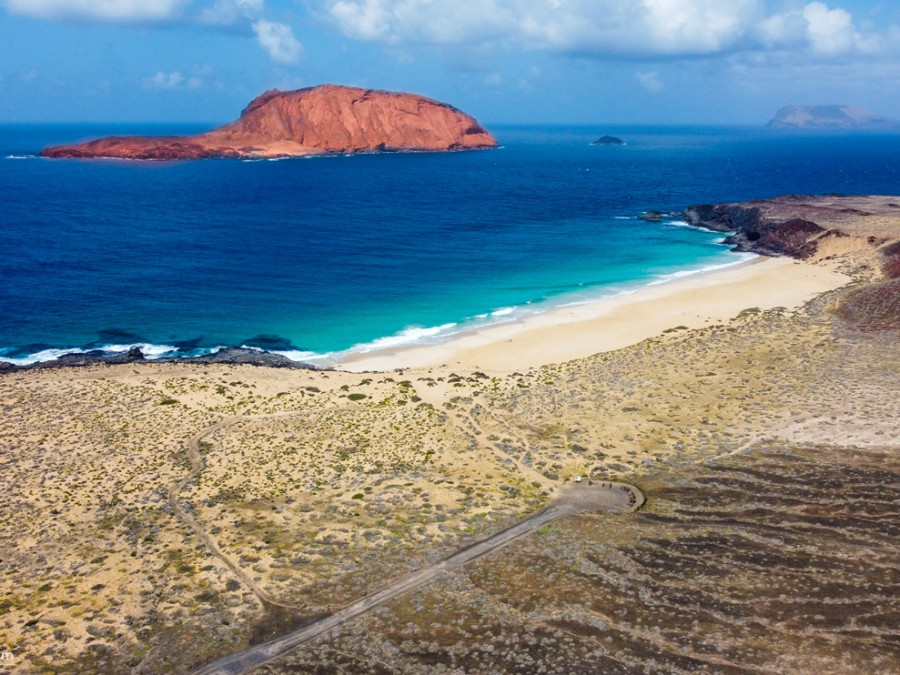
[[2, 124, 899, 366]]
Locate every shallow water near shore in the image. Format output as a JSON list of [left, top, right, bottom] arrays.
[[2, 124, 900, 365]]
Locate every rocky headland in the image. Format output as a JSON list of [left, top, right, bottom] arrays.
[[684, 194, 900, 269], [685, 194, 900, 333], [0, 346, 317, 373], [39, 84, 498, 160]]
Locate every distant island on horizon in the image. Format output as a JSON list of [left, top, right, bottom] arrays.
[[767, 104, 900, 130], [591, 135, 625, 146], [39, 84, 498, 160]]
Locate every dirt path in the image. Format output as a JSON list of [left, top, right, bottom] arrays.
[[189, 481, 642, 675], [168, 413, 305, 610]]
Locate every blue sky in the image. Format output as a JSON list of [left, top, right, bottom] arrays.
[[1, 0, 899, 125]]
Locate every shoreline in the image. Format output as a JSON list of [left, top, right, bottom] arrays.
[[0, 248, 759, 372], [336, 255, 850, 373], [1, 255, 849, 375]]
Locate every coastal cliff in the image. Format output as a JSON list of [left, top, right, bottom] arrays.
[[683, 194, 900, 271], [40, 84, 498, 160], [685, 194, 900, 331]]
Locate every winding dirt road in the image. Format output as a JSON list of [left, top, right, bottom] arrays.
[[188, 480, 642, 675]]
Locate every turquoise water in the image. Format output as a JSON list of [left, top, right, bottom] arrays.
[[2, 125, 899, 365]]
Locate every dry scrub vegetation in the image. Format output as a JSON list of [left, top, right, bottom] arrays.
[[1, 271, 898, 673], [267, 441, 897, 674]]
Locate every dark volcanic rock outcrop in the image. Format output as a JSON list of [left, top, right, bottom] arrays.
[[637, 210, 676, 222], [181, 347, 311, 368], [40, 84, 498, 160], [3, 346, 317, 373], [683, 194, 900, 261], [683, 199, 822, 257], [9, 347, 148, 371]]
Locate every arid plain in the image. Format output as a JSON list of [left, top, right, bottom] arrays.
[[1, 196, 898, 674]]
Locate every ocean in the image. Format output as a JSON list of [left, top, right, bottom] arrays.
[[2, 124, 899, 366]]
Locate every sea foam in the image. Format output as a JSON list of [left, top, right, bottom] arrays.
[[646, 253, 757, 286], [350, 323, 460, 353], [1, 342, 191, 366]]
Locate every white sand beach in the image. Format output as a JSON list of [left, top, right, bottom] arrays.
[[337, 256, 849, 373]]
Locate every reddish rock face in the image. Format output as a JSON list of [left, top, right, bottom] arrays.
[[40, 84, 498, 160]]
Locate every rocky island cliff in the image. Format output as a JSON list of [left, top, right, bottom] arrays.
[[40, 84, 498, 160]]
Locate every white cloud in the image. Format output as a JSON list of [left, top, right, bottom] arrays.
[[756, 2, 881, 57], [757, 11, 806, 48], [253, 19, 304, 63], [802, 1, 861, 55], [197, 3, 307, 65], [145, 66, 207, 89], [637, 70, 664, 93], [149, 71, 186, 89], [1, 0, 188, 22], [328, 0, 512, 45], [319, 0, 889, 60], [328, 0, 389, 40], [2, 1, 306, 66], [198, 0, 264, 26], [322, 0, 762, 56]]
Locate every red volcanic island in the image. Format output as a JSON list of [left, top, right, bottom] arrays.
[[40, 84, 498, 160]]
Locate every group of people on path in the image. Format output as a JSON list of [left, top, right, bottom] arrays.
[[585, 480, 638, 506]]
